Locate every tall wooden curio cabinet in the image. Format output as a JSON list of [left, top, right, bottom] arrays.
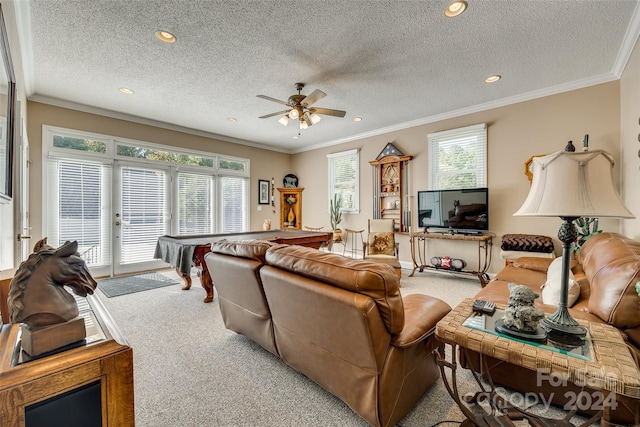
[[369, 143, 412, 232], [277, 187, 304, 230]]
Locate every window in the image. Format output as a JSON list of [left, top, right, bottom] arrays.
[[428, 123, 487, 190], [178, 172, 214, 235], [43, 125, 250, 274], [327, 149, 359, 213]]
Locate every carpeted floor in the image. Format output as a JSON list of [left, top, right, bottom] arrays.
[[97, 272, 180, 297], [96, 268, 590, 427]]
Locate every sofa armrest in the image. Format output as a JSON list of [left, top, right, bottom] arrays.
[[392, 294, 451, 347]]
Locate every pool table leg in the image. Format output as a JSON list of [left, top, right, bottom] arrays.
[[177, 268, 192, 290], [198, 269, 214, 303]]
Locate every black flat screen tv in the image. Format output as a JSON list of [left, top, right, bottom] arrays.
[[417, 187, 489, 233]]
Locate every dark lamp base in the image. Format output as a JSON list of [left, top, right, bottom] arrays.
[[495, 319, 547, 343], [540, 317, 587, 343]]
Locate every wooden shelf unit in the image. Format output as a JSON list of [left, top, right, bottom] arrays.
[[277, 187, 304, 230], [0, 294, 134, 427], [370, 147, 412, 232]]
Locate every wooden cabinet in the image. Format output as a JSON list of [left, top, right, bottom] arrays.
[[0, 294, 134, 427], [370, 143, 412, 232], [278, 187, 304, 230]]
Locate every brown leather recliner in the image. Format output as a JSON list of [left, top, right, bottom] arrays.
[[205, 240, 452, 427], [205, 239, 279, 356]]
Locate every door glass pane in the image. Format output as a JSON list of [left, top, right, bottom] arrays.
[[120, 166, 167, 264], [55, 160, 111, 267], [178, 172, 213, 235]]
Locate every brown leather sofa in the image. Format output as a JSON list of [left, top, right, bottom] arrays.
[[204, 240, 452, 427], [469, 232, 640, 423]]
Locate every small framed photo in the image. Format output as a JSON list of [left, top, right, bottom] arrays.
[[258, 179, 270, 205]]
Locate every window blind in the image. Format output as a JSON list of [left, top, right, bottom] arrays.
[[327, 149, 359, 212], [46, 158, 112, 267], [178, 172, 214, 235], [120, 166, 167, 265], [428, 123, 487, 190], [220, 175, 248, 233]]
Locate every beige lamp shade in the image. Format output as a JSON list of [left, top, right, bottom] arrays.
[[514, 150, 635, 219]]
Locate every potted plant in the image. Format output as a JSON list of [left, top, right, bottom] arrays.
[[330, 194, 343, 244], [570, 217, 601, 255]]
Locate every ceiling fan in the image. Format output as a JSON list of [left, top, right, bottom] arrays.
[[257, 83, 346, 131]]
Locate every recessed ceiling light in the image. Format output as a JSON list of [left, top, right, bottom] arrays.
[[292, 135, 299, 139], [352, 117, 362, 122], [445, 1, 468, 17], [226, 117, 237, 122], [119, 87, 134, 94], [156, 30, 176, 43], [485, 74, 502, 83]]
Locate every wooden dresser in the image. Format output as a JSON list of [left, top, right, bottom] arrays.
[[0, 294, 134, 426]]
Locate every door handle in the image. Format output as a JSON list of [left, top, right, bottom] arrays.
[[17, 233, 32, 241]]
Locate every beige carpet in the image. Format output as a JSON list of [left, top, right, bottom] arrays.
[[96, 268, 590, 426]]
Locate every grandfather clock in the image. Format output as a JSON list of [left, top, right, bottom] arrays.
[[277, 187, 304, 230]]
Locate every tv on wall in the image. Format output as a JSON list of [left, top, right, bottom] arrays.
[[417, 187, 489, 233]]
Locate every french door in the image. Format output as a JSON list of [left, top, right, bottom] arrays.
[[113, 162, 170, 275]]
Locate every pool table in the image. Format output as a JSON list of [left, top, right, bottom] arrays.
[[154, 229, 331, 302]]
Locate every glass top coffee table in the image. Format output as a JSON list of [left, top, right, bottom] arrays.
[[435, 298, 640, 425]]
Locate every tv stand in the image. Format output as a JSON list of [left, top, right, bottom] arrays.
[[409, 231, 493, 286]]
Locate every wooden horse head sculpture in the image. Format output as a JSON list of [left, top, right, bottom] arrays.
[[8, 239, 98, 328]]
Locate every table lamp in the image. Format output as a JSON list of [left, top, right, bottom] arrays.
[[514, 149, 635, 340]]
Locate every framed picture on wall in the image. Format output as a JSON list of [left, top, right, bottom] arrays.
[[258, 179, 270, 205]]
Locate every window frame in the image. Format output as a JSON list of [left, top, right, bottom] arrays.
[[427, 123, 487, 190], [42, 124, 250, 247], [327, 148, 360, 214]]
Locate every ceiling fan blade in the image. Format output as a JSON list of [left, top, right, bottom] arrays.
[[311, 107, 346, 118], [302, 113, 312, 127], [259, 110, 289, 119], [300, 89, 326, 107], [256, 95, 291, 107]]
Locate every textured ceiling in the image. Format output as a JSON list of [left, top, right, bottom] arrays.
[[20, 0, 640, 153]]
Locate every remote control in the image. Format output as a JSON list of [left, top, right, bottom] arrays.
[[472, 299, 496, 316]]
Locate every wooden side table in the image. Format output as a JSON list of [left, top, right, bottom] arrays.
[[435, 299, 640, 426], [0, 294, 134, 427]]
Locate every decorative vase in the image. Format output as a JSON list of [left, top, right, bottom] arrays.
[[287, 207, 295, 225]]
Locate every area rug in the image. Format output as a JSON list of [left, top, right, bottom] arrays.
[[97, 272, 180, 298]]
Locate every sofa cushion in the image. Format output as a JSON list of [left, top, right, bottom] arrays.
[[512, 256, 555, 273], [265, 244, 404, 334], [579, 232, 640, 328], [210, 238, 275, 262], [540, 256, 580, 307]]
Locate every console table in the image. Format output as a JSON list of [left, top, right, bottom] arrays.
[[0, 294, 134, 427], [409, 231, 493, 286]]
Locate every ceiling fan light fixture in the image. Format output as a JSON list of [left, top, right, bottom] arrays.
[[289, 108, 299, 119], [309, 112, 322, 124], [278, 115, 289, 126], [445, 1, 467, 17], [299, 120, 309, 130]]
